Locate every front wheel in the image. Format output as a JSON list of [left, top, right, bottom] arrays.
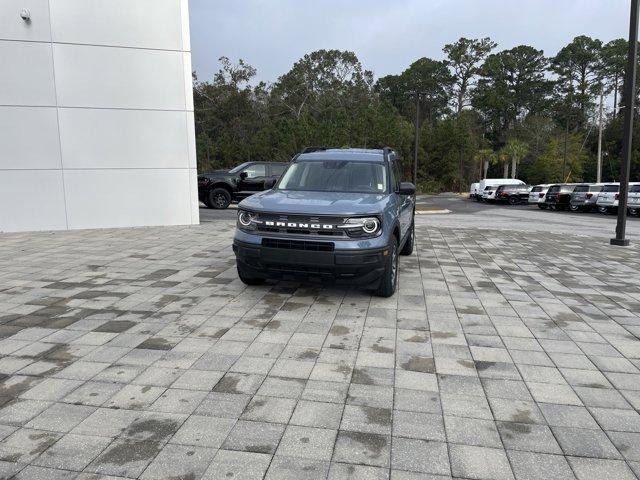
[[399, 222, 414, 256], [375, 237, 398, 298], [208, 188, 232, 209], [237, 264, 265, 286], [508, 196, 519, 205], [569, 204, 580, 212]]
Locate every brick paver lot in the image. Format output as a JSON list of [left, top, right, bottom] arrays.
[[1, 217, 640, 479]]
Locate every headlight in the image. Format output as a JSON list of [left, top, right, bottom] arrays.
[[338, 217, 382, 237], [237, 210, 258, 231]]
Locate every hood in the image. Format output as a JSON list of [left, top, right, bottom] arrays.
[[239, 190, 390, 215]]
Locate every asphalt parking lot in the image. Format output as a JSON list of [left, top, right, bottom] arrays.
[[1, 201, 640, 479]]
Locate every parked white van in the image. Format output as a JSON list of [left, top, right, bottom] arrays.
[[469, 182, 479, 199], [479, 179, 526, 202]]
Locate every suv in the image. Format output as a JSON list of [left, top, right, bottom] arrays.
[[569, 184, 604, 212], [544, 184, 577, 210], [232, 147, 416, 297], [198, 161, 287, 209], [628, 184, 640, 215], [596, 182, 640, 213], [494, 184, 531, 205], [528, 184, 552, 209]]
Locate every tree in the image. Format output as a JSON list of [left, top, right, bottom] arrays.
[[551, 36, 603, 129], [599, 39, 627, 114], [377, 57, 453, 124], [474, 148, 494, 179], [494, 150, 510, 178], [502, 139, 529, 179], [271, 49, 373, 120], [472, 45, 552, 143], [444, 37, 497, 114]]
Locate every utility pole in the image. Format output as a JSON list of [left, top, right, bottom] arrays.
[[611, 0, 639, 247], [596, 87, 604, 183], [562, 80, 572, 181], [413, 94, 420, 185]]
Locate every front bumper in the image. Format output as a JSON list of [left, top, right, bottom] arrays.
[[233, 239, 388, 286]]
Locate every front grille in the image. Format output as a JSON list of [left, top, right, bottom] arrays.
[[262, 238, 335, 252], [256, 214, 346, 237]]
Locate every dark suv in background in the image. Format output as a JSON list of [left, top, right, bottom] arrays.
[[494, 184, 531, 205], [198, 161, 288, 209], [544, 184, 577, 210]]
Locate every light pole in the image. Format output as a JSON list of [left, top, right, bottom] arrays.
[[413, 93, 420, 185], [596, 87, 604, 183], [611, 0, 639, 246]]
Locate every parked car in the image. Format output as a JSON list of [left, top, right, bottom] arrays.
[[233, 147, 415, 297], [478, 179, 526, 202], [569, 184, 604, 212], [544, 184, 578, 210], [469, 182, 479, 200], [595, 183, 622, 214], [494, 184, 532, 205], [528, 184, 552, 209], [596, 182, 640, 213], [198, 161, 288, 209], [628, 184, 640, 215]]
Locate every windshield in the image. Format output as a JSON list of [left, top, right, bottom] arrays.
[[531, 186, 544, 192], [229, 162, 251, 174], [277, 160, 387, 193], [630, 185, 640, 193], [602, 184, 619, 193]]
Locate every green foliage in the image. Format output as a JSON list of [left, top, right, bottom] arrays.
[[194, 36, 640, 193]]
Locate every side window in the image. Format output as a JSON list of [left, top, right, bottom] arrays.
[[242, 164, 266, 178], [391, 160, 401, 192], [269, 164, 287, 177]]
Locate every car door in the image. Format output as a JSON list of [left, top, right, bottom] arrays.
[[237, 163, 268, 197], [267, 163, 287, 185], [391, 160, 413, 240]]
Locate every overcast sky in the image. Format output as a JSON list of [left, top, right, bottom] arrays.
[[189, 0, 631, 84]]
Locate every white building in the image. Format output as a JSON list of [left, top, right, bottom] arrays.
[[0, 0, 199, 232]]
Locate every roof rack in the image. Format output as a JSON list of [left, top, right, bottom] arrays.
[[301, 146, 328, 154]]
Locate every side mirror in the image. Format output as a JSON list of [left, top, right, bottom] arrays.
[[264, 178, 277, 189], [239, 171, 248, 179], [398, 182, 416, 196]]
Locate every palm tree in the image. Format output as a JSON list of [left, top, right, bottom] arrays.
[[502, 139, 529, 179], [493, 150, 509, 178], [474, 148, 494, 179]]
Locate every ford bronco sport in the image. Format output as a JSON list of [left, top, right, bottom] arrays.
[[232, 147, 416, 297]]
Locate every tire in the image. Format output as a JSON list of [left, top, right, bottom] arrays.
[[597, 206, 608, 214], [538, 204, 548, 210], [569, 204, 580, 212], [375, 237, 398, 298], [508, 196, 519, 205], [237, 263, 265, 286], [629, 207, 639, 216], [208, 188, 232, 209], [400, 222, 414, 256]]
